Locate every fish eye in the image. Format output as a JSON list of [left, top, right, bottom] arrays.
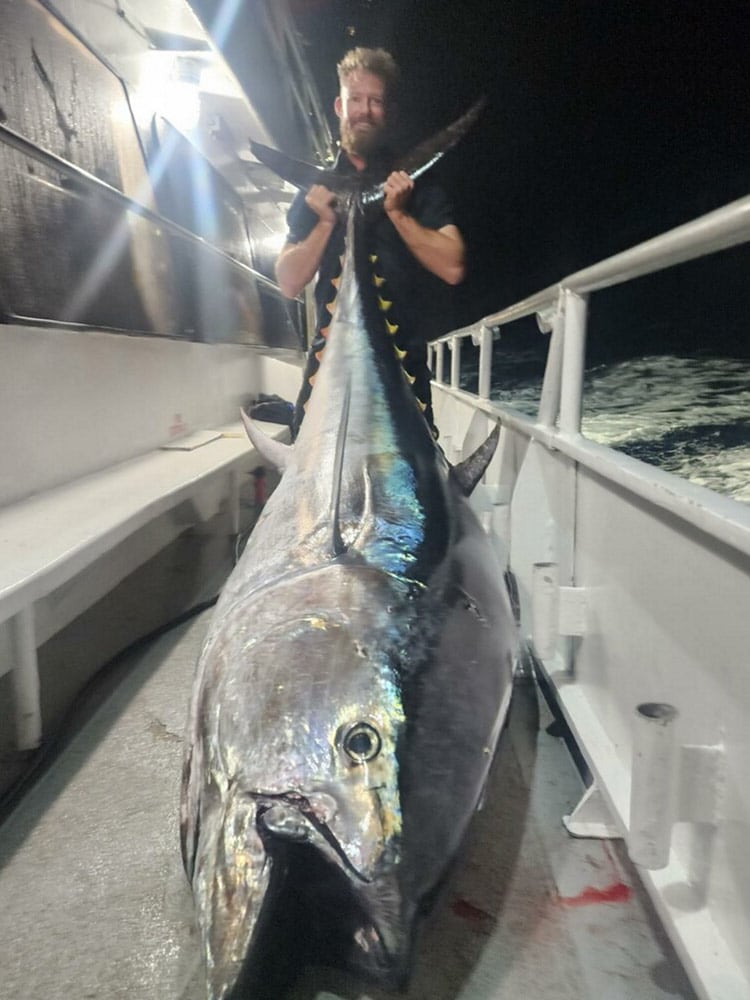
[[341, 722, 381, 763]]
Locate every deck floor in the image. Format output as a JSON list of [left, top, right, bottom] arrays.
[[0, 608, 697, 1000]]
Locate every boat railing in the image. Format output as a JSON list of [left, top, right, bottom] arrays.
[[426, 192, 750, 1000], [429, 193, 750, 427]]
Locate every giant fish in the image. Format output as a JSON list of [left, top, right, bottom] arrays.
[[180, 106, 517, 999]]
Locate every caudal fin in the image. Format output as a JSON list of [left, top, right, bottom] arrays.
[[249, 97, 486, 204]]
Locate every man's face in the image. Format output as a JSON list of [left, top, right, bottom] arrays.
[[335, 69, 388, 157]]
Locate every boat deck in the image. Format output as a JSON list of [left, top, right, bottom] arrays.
[[0, 607, 698, 1000]]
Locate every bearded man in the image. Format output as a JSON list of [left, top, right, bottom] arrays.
[[276, 47, 466, 437]]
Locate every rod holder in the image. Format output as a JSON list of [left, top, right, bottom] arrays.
[[628, 701, 678, 870]]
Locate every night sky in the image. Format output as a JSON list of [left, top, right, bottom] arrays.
[[223, 1, 750, 361]]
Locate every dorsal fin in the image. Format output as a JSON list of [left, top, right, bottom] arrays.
[[330, 382, 351, 557], [240, 410, 293, 471], [450, 424, 500, 496]]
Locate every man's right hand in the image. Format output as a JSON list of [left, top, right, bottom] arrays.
[[305, 185, 338, 224], [276, 186, 339, 298]]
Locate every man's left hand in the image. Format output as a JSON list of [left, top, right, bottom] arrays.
[[383, 171, 414, 216]]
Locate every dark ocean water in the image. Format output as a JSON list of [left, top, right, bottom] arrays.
[[461, 351, 750, 506]]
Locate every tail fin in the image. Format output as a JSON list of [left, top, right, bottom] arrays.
[[362, 97, 487, 204], [249, 97, 486, 203], [248, 141, 356, 195]]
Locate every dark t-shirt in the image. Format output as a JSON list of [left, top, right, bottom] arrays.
[[285, 155, 456, 351]]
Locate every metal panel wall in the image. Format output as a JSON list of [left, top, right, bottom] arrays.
[[0, 0, 180, 333], [0, 0, 303, 347]]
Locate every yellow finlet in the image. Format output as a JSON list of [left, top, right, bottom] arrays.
[[331, 275, 341, 289], [369, 253, 378, 264], [394, 345, 407, 361], [326, 299, 337, 315], [417, 399, 427, 412], [404, 371, 416, 385], [385, 319, 399, 336], [377, 296, 392, 312], [372, 274, 385, 288]]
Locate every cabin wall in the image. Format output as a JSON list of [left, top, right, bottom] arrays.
[[0, 325, 301, 508], [0, 0, 303, 348]]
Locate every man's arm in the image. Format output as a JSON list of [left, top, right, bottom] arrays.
[[383, 171, 466, 286], [275, 185, 338, 299]]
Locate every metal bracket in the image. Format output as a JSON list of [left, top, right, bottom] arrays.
[[536, 303, 559, 334], [678, 743, 725, 824], [532, 566, 590, 660], [563, 782, 621, 839]]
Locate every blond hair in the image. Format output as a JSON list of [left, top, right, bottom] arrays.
[[336, 47, 401, 99]]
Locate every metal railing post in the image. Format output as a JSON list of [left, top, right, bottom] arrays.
[[558, 290, 588, 433], [476, 324, 493, 400], [435, 341, 445, 384], [449, 336, 461, 388], [537, 292, 566, 428]]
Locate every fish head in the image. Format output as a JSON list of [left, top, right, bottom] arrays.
[[224, 568, 408, 878], [187, 565, 412, 995], [256, 708, 403, 882]]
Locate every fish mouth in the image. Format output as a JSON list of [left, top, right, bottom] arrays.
[[254, 789, 374, 884], [253, 791, 411, 983], [194, 788, 406, 997]]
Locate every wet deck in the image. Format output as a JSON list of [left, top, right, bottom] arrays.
[[0, 608, 697, 1000]]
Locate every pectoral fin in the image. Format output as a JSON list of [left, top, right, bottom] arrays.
[[240, 409, 293, 471]]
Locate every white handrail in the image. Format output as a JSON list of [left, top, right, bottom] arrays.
[[434, 193, 750, 346], [429, 192, 750, 433]]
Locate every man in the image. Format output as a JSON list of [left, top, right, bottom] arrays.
[[276, 47, 466, 437]]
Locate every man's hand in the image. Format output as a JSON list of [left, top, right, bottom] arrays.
[[383, 171, 467, 285], [383, 171, 414, 216], [276, 185, 338, 298], [305, 184, 338, 224]]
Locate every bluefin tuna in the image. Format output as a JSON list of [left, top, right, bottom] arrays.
[[180, 107, 517, 999]]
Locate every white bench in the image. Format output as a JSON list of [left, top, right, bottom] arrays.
[[0, 420, 285, 750]]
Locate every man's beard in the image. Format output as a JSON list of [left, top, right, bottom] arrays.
[[340, 118, 389, 158]]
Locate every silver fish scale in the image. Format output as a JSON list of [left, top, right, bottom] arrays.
[[182, 121, 515, 999]]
